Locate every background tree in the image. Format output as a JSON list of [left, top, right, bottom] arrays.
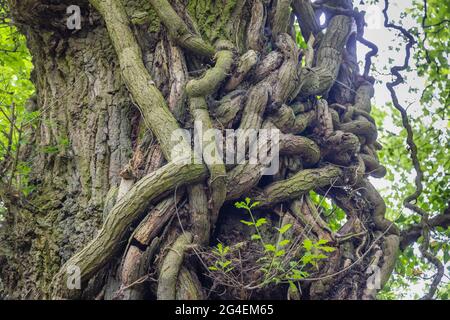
[[0, 0, 448, 300]]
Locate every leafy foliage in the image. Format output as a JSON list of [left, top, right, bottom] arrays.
[[0, 12, 35, 192], [0, 9, 35, 218], [206, 199, 335, 297]]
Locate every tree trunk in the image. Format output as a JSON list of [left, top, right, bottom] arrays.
[[0, 0, 399, 300]]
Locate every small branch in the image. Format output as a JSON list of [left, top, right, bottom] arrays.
[[382, 0, 425, 217], [400, 205, 450, 250]]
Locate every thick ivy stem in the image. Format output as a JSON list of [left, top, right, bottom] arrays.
[[186, 45, 234, 97], [272, 0, 293, 39], [189, 97, 226, 227], [186, 45, 233, 242], [157, 233, 193, 300], [149, 0, 215, 58], [256, 165, 343, 206], [298, 15, 352, 96]]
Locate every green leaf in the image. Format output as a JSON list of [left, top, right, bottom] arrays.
[[234, 201, 246, 209], [255, 218, 268, 227], [303, 239, 313, 251], [278, 223, 292, 235], [251, 234, 262, 241], [275, 250, 285, 257], [219, 260, 232, 268], [316, 253, 327, 260], [264, 244, 276, 252], [240, 220, 254, 226], [288, 280, 297, 291], [250, 201, 260, 208], [319, 246, 336, 253], [301, 253, 313, 265], [291, 269, 308, 280]]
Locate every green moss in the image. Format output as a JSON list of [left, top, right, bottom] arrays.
[[187, 0, 238, 42], [126, 0, 160, 32], [147, 7, 161, 33]]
